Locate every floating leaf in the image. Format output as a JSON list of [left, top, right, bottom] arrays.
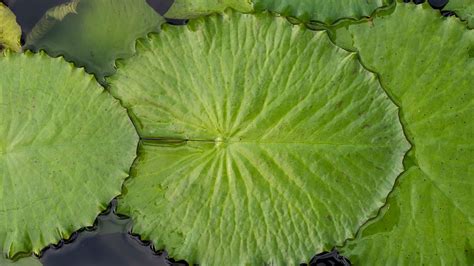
[[0, 3, 21, 52], [26, 0, 165, 82], [164, 0, 253, 19], [0, 255, 42, 266], [253, 0, 393, 24], [109, 11, 409, 265], [0, 51, 138, 256], [25, 0, 80, 46], [331, 2, 474, 264], [443, 0, 473, 28]]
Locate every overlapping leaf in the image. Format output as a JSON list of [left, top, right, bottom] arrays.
[[443, 0, 473, 28], [26, 0, 164, 82], [25, 0, 80, 46], [165, 0, 253, 18], [0, 51, 138, 256], [331, 2, 474, 264], [109, 11, 409, 265], [253, 0, 392, 24]]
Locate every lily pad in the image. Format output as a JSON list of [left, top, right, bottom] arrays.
[[253, 0, 393, 24], [0, 255, 42, 266], [26, 0, 165, 82], [331, 2, 474, 264], [165, 0, 253, 19], [0, 51, 138, 256], [0, 3, 21, 52], [443, 0, 473, 28], [109, 11, 409, 265]]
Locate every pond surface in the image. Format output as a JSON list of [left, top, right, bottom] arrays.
[[1, 0, 450, 265], [39, 200, 187, 266]]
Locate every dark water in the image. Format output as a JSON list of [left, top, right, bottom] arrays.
[[39, 200, 187, 266], [2, 0, 70, 36], [427, 0, 449, 9], [37, 199, 348, 266], [403, 0, 449, 9]]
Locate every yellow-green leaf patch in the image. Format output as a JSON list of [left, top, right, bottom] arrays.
[[0, 3, 21, 52]]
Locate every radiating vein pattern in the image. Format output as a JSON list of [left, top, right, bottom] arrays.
[[0, 52, 138, 256], [110, 11, 409, 265]]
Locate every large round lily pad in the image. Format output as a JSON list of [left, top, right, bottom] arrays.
[[109, 11, 409, 265], [0, 51, 138, 256]]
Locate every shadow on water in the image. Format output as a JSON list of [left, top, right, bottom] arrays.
[[39, 199, 189, 266]]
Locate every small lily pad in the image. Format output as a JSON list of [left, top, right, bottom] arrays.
[[0, 51, 138, 256]]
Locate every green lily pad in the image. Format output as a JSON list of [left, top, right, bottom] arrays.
[[0, 51, 138, 256], [165, 0, 253, 19], [331, 2, 473, 264], [0, 255, 42, 266], [443, 0, 473, 28], [109, 11, 409, 265], [253, 0, 393, 24], [26, 0, 165, 83], [0, 3, 21, 52]]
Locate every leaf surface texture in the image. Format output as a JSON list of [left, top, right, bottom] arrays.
[[332, 3, 474, 264], [110, 11, 409, 265], [0, 52, 138, 256]]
